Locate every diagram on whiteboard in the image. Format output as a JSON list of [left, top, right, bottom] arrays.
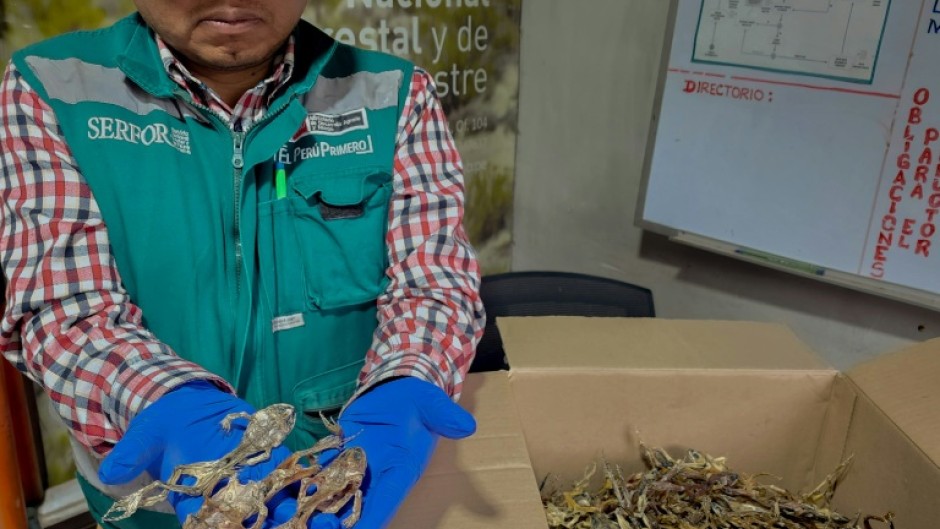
[[693, 0, 891, 84]]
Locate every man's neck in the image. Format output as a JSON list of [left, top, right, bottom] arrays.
[[184, 61, 272, 109]]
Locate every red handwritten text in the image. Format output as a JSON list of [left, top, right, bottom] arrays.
[[682, 80, 768, 102], [872, 87, 938, 278]]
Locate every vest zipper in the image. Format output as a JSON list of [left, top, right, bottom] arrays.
[[228, 101, 290, 298], [232, 130, 246, 298], [174, 97, 245, 299], [177, 93, 293, 302], [226, 102, 293, 402]]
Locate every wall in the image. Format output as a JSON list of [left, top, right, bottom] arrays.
[[512, 0, 940, 370]]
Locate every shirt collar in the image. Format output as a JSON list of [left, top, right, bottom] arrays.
[[154, 34, 296, 107]]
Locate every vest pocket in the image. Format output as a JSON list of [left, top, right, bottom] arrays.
[[293, 359, 363, 441], [259, 199, 309, 316], [289, 166, 392, 310]]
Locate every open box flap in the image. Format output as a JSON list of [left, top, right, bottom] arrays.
[[390, 372, 547, 529], [498, 317, 832, 371], [847, 337, 940, 470]]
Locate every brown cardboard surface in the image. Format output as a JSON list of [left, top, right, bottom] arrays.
[[390, 372, 546, 529], [397, 318, 940, 529], [847, 337, 940, 470], [508, 369, 838, 492], [810, 374, 858, 487], [501, 317, 940, 527], [833, 387, 940, 528], [497, 317, 830, 371]]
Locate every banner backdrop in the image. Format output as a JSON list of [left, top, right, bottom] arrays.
[[306, 1, 521, 272], [1, 0, 522, 488]]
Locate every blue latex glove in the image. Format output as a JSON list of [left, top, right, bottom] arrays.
[[310, 377, 476, 529], [98, 381, 296, 527]]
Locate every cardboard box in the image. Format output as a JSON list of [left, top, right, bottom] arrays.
[[392, 317, 940, 529]]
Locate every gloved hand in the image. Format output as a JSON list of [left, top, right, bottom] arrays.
[[310, 377, 476, 529], [98, 380, 296, 527]]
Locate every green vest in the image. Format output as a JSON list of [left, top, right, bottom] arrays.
[[14, 14, 413, 526]]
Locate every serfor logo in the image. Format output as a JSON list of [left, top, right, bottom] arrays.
[[87, 116, 192, 154]]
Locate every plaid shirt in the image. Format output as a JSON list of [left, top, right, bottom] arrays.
[[0, 36, 484, 455]]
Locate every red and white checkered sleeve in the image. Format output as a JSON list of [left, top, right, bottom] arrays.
[[0, 62, 233, 456], [358, 68, 486, 400]]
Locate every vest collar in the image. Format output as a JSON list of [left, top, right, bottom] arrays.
[[116, 15, 177, 99]]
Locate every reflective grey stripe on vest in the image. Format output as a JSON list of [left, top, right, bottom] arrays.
[[24, 56, 200, 121], [306, 70, 402, 114]]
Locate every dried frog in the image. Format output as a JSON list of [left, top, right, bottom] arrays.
[[103, 403, 297, 521], [541, 445, 893, 529], [182, 435, 345, 529], [278, 446, 367, 529]]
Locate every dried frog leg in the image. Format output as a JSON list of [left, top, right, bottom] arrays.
[[102, 481, 171, 522]]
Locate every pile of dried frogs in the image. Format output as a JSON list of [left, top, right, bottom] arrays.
[[541, 445, 894, 529], [102, 404, 364, 529]]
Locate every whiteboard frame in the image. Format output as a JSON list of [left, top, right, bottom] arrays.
[[635, 0, 677, 239], [636, 0, 940, 313]]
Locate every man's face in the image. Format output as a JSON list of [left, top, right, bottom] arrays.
[[134, 0, 307, 72]]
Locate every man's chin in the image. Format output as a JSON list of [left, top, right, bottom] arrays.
[[190, 49, 272, 73]]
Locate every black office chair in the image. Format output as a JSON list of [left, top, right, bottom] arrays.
[[470, 271, 655, 373]]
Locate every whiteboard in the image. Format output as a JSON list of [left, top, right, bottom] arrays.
[[640, 0, 940, 310]]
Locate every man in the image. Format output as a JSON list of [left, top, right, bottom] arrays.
[[0, 1, 485, 528]]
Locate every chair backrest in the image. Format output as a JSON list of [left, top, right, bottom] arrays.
[[471, 271, 655, 372]]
